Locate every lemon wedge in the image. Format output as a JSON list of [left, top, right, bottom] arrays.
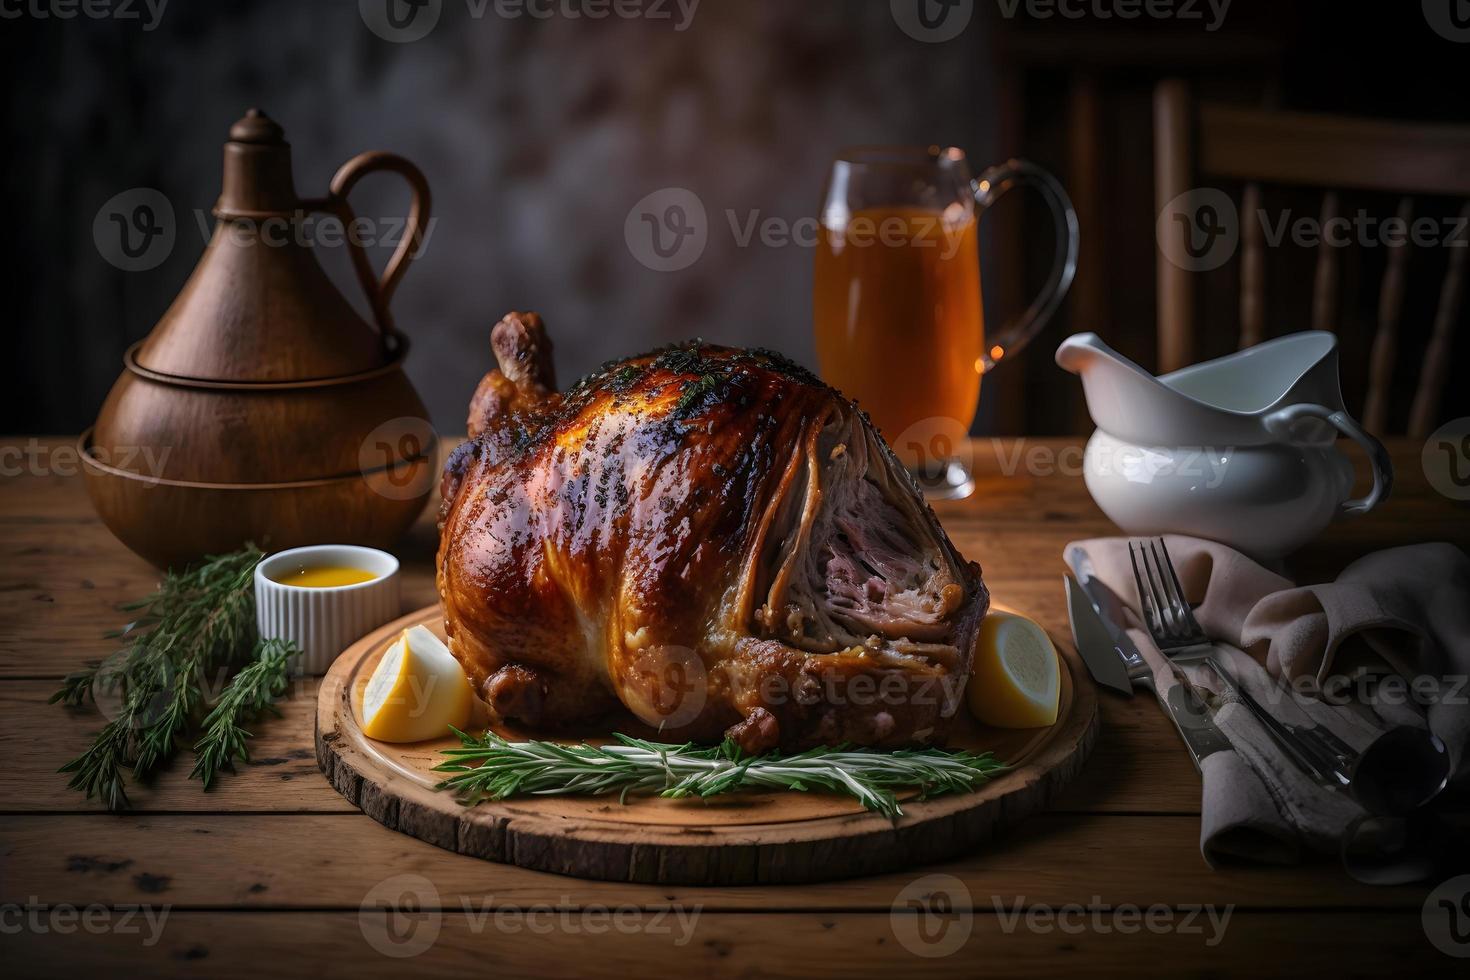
[[360, 625, 475, 743], [966, 611, 1060, 728]]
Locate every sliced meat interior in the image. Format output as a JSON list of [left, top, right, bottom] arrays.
[[754, 410, 965, 662]]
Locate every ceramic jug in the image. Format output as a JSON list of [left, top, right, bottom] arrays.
[[1056, 332, 1393, 560], [83, 109, 437, 568]]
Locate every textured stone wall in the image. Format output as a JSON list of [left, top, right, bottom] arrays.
[[6, 0, 996, 433]]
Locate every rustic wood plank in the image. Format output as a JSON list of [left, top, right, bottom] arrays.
[[0, 677, 1200, 816], [0, 519, 439, 678], [0, 521, 152, 675], [3, 910, 1446, 978], [0, 436, 100, 522], [0, 679, 354, 813], [0, 813, 1429, 911]]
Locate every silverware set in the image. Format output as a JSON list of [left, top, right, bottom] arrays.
[[1127, 538, 1361, 790], [1066, 538, 1449, 817]]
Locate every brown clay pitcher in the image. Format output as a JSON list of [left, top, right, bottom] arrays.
[[84, 109, 437, 568]]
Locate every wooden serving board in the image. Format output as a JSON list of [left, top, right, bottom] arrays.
[[316, 604, 1098, 885]]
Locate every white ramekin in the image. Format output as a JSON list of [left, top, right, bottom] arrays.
[[255, 545, 402, 676]]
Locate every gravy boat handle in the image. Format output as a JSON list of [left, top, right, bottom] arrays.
[[1264, 403, 1394, 516]]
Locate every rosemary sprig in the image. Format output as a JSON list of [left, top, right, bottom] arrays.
[[190, 638, 297, 788], [434, 731, 1007, 821], [673, 373, 724, 416], [55, 718, 134, 812], [52, 546, 292, 809]]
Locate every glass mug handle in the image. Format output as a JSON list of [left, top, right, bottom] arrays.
[[970, 159, 1080, 373]]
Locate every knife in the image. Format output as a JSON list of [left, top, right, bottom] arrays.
[[1064, 569, 1231, 771], [1065, 574, 1136, 696], [1066, 546, 1151, 669]]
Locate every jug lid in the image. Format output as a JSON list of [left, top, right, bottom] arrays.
[[134, 109, 390, 385]]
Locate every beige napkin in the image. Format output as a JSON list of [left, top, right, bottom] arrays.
[[1066, 535, 1470, 866]]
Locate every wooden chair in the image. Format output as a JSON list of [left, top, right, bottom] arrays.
[[1154, 79, 1470, 438]]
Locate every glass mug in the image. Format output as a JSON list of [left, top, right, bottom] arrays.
[[814, 146, 1079, 499]]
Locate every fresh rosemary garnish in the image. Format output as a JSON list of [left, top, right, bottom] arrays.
[[651, 339, 713, 376], [607, 364, 642, 392], [190, 638, 296, 789], [434, 731, 1006, 821], [673, 372, 724, 416], [51, 547, 298, 809]]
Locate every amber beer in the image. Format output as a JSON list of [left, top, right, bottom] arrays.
[[814, 205, 983, 466], [814, 147, 1076, 500]]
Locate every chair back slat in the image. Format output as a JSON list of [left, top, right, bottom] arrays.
[[1238, 182, 1265, 349], [1408, 200, 1470, 439], [1363, 197, 1414, 435], [1154, 79, 1195, 373], [1156, 79, 1470, 434], [1309, 191, 1340, 334], [1198, 104, 1470, 196]]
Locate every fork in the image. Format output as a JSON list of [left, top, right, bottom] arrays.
[[1128, 538, 1355, 788]]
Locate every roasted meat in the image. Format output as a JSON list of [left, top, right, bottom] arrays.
[[437, 312, 988, 752]]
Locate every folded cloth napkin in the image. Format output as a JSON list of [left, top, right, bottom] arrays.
[[1065, 535, 1470, 867]]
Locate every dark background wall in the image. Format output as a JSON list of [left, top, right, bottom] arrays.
[[6, 0, 997, 436], [4, 0, 1468, 437]]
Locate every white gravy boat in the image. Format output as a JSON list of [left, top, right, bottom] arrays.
[[1056, 331, 1393, 560]]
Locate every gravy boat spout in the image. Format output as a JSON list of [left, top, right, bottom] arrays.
[[1055, 331, 1393, 560], [1056, 331, 1348, 446]]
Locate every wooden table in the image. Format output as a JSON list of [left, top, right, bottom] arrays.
[[3, 436, 1466, 977]]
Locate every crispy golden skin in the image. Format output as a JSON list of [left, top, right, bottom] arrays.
[[437, 312, 987, 752]]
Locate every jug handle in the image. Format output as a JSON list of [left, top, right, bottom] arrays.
[[1264, 403, 1394, 516], [308, 151, 432, 353], [972, 159, 1080, 372]]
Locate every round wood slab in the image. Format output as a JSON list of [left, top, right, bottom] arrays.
[[316, 604, 1098, 885]]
